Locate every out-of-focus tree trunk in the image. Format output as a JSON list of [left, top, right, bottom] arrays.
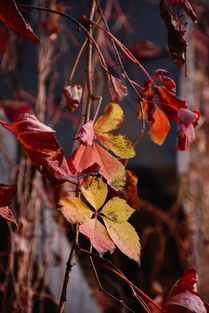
[[178, 3, 209, 300]]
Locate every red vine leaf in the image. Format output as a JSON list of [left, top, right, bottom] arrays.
[[63, 83, 83, 112], [163, 269, 208, 313], [108, 75, 128, 102], [0, 114, 72, 184], [67, 142, 126, 191], [0, 0, 39, 42], [0, 184, 17, 225]]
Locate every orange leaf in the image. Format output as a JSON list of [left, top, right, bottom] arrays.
[[149, 106, 170, 145], [67, 142, 126, 190]]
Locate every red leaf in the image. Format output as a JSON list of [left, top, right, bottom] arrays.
[[156, 87, 186, 120], [0, 0, 39, 42], [3, 114, 71, 184], [67, 142, 126, 190], [149, 106, 170, 145], [154, 69, 176, 93], [108, 75, 127, 102], [0, 184, 17, 207], [63, 83, 83, 112], [163, 269, 208, 313]]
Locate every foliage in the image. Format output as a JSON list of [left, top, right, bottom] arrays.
[[0, 0, 206, 313]]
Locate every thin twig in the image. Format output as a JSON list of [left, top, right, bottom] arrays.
[[89, 255, 136, 313], [57, 224, 79, 313]]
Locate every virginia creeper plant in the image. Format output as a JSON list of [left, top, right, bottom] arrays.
[[0, 1, 207, 313]]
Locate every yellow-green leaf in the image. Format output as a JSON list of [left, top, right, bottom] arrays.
[[94, 103, 124, 133], [81, 176, 108, 210], [103, 218, 141, 262], [79, 218, 115, 254], [97, 132, 136, 159], [59, 197, 92, 224], [102, 197, 135, 222]]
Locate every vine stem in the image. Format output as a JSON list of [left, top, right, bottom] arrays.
[[57, 224, 79, 313], [103, 264, 165, 313], [84, 0, 97, 124]]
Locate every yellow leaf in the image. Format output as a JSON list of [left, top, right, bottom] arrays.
[[103, 218, 141, 262], [96, 132, 136, 159], [94, 103, 124, 133], [59, 197, 92, 224], [81, 176, 108, 210], [102, 197, 135, 222], [79, 218, 115, 254]]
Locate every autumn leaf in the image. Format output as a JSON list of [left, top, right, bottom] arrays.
[[159, 0, 197, 67], [139, 70, 199, 150], [108, 75, 127, 102], [63, 83, 83, 112], [79, 219, 115, 254], [0, 114, 72, 184], [163, 269, 208, 313], [94, 103, 136, 159], [67, 142, 126, 191], [0, 184, 17, 225], [59, 176, 140, 261], [67, 102, 135, 190], [149, 106, 170, 145], [0, 0, 39, 42]]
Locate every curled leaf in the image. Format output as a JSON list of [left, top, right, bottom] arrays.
[[0, 207, 17, 225], [0, 0, 39, 42], [163, 269, 208, 313], [1, 114, 72, 184], [108, 75, 127, 102], [63, 83, 83, 112]]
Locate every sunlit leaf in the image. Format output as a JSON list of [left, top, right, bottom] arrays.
[[81, 176, 108, 211], [94, 103, 124, 133], [67, 142, 126, 191], [103, 218, 140, 262], [149, 106, 170, 145], [59, 197, 92, 224], [0, 0, 39, 42], [108, 75, 127, 102], [96, 132, 136, 158], [79, 218, 115, 254], [102, 197, 135, 222]]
